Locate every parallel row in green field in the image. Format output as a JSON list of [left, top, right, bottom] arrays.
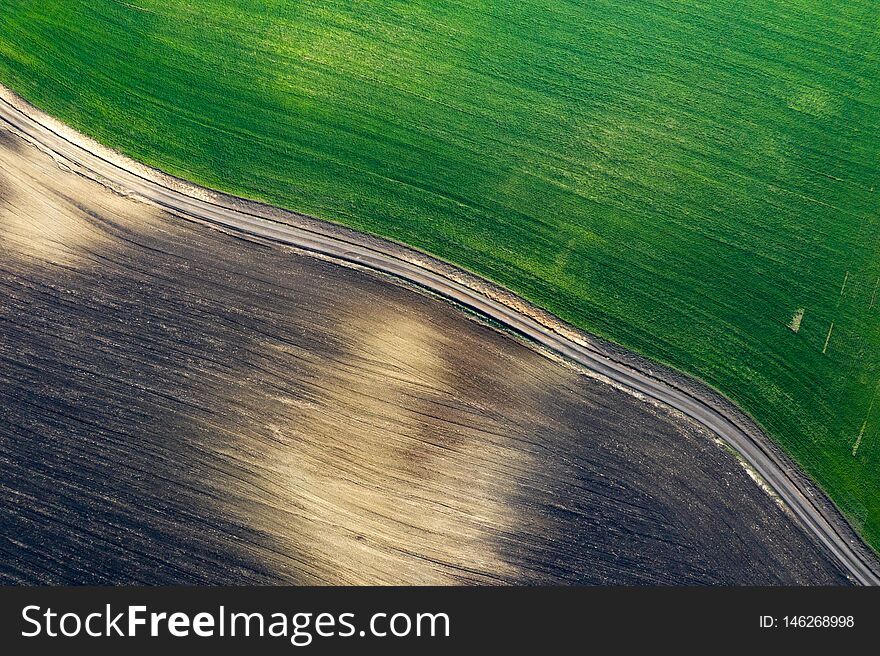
[[1, 0, 879, 547]]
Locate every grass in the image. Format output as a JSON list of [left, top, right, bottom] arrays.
[[1, 0, 879, 549]]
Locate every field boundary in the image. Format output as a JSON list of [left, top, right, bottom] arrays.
[[2, 82, 877, 584]]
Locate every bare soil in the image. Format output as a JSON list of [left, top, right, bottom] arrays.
[[0, 130, 847, 584]]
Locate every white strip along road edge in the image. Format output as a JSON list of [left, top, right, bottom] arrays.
[[1, 85, 878, 585]]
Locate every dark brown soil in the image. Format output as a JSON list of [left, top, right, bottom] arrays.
[[0, 130, 847, 584]]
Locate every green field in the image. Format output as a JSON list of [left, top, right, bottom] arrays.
[[2, 1, 879, 548]]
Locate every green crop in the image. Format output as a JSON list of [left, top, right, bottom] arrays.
[[2, 0, 878, 549]]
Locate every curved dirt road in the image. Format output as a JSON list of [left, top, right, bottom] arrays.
[[1, 87, 877, 585]]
